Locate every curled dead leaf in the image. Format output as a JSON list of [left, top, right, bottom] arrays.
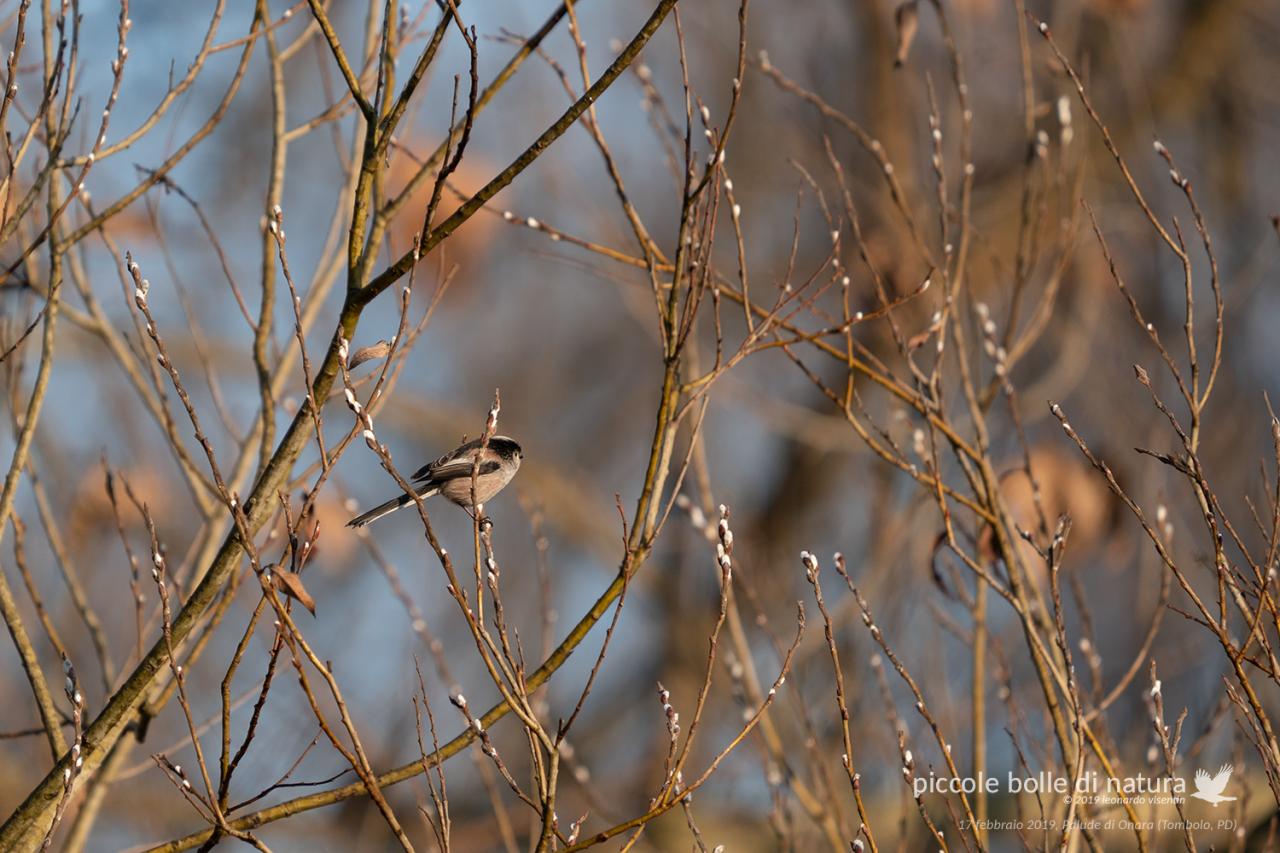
[[894, 1, 920, 68], [348, 340, 391, 370], [907, 326, 933, 350], [273, 567, 316, 615]]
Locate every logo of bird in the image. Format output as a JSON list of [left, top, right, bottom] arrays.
[[1190, 764, 1237, 806]]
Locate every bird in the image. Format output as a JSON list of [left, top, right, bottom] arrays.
[[347, 436, 523, 528], [1190, 765, 1237, 806]]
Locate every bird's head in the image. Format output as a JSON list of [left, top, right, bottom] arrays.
[[491, 436, 523, 465]]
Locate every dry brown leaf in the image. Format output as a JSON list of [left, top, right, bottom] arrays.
[[894, 1, 920, 68], [273, 567, 316, 615], [907, 327, 932, 350], [347, 341, 391, 370]]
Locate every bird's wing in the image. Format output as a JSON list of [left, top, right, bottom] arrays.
[[428, 458, 500, 482], [411, 438, 484, 482], [1208, 764, 1233, 794], [415, 446, 500, 483], [1194, 769, 1211, 791]]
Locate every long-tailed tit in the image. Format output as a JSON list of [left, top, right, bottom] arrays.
[[347, 436, 523, 528]]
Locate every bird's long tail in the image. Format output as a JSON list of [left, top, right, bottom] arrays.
[[347, 486, 438, 528]]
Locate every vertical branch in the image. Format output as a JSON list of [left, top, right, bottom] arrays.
[[252, 0, 285, 475]]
